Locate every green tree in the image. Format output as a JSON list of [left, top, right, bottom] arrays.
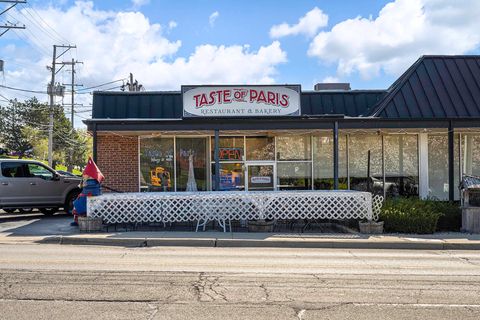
[[0, 99, 33, 158], [0, 97, 91, 169]]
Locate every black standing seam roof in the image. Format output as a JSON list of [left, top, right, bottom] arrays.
[[92, 90, 386, 119], [91, 56, 480, 121], [369, 56, 480, 119]]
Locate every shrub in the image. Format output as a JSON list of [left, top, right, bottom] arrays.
[[431, 201, 461, 231], [380, 198, 442, 234]]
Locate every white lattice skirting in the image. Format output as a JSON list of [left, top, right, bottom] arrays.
[[87, 191, 383, 226]]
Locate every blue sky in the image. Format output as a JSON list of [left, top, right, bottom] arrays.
[[85, 0, 394, 89], [1, 0, 480, 126]]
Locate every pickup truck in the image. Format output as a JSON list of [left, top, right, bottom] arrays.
[[0, 159, 81, 215]]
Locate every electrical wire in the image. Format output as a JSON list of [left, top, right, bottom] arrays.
[[23, 3, 70, 44], [0, 93, 12, 102], [77, 78, 127, 91], [76, 85, 123, 94], [5, 11, 52, 55], [20, 6, 66, 44], [11, 28, 50, 57], [0, 84, 47, 94]]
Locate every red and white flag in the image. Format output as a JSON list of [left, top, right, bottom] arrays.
[[82, 157, 105, 183]]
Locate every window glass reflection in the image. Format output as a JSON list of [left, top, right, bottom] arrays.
[[211, 136, 244, 161], [276, 135, 311, 161], [245, 137, 274, 161], [212, 163, 244, 191], [277, 162, 312, 190], [313, 134, 347, 190], [176, 138, 207, 191], [140, 137, 174, 192], [384, 135, 418, 197], [348, 135, 383, 195], [428, 134, 460, 200]]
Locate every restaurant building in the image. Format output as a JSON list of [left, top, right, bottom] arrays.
[[85, 55, 480, 201]]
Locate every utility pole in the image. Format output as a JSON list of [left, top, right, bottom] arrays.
[[71, 59, 75, 125], [47, 45, 56, 168], [61, 58, 83, 126], [0, 1, 26, 75], [47, 44, 75, 167], [121, 73, 144, 92], [0, 0, 26, 37]]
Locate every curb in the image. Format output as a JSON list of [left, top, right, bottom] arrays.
[[36, 236, 480, 250]]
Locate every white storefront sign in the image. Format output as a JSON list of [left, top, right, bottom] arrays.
[[250, 176, 272, 184], [182, 85, 301, 117]]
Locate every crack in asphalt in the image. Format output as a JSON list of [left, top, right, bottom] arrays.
[[146, 303, 159, 320], [296, 308, 306, 319], [192, 272, 228, 302], [458, 256, 480, 267], [260, 283, 270, 301]]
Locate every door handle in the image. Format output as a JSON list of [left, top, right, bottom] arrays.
[[1, 182, 7, 186], [30, 182, 36, 185]]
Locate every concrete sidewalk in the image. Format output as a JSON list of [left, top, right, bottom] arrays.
[[28, 231, 479, 250], [1, 214, 480, 250]]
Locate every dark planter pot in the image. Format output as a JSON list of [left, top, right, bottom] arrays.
[[359, 221, 384, 234], [247, 219, 275, 232]]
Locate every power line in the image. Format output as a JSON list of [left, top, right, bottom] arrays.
[[77, 78, 127, 91], [0, 84, 46, 94], [0, 92, 11, 101], [11, 27, 49, 56], [0, 83, 46, 94], [20, 5, 65, 44], [76, 85, 123, 94], [0, 0, 26, 37], [47, 44, 76, 167], [23, 3, 69, 44]]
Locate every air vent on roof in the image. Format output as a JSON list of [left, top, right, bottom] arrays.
[[314, 83, 351, 91]]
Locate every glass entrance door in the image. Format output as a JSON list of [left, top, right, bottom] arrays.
[[246, 163, 275, 191]]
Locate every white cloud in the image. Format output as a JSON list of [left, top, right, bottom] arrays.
[[137, 41, 287, 87], [168, 20, 177, 30], [322, 76, 339, 83], [2, 1, 287, 128], [308, 0, 480, 79], [209, 11, 219, 27], [270, 7, 328, 38], [131, 0, 150, 9]]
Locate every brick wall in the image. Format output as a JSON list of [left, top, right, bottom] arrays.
[[97, 134, 139, 192]]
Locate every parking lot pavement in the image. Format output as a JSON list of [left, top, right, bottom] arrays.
[[0, 212, 77, 237]]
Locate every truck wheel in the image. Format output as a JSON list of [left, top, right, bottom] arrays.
[[19, 208, 33, 213], [40, 208, 58, 216], [3, 209, 16, 214], [65, 190, 80, 214]]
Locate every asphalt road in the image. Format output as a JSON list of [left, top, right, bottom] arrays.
[[0, 243, 480, 319]]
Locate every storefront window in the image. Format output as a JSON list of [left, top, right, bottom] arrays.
[[276, 135, 311, 161], [313, 134, 348, 190], [277, 162, 312, 190], [248, 164, 275, 191], [348, 134, 383, 195], [176, 138, 207, 191], [461, 134, 480, 176], [139, 137, 174, 192], [212, 163, 245, 191], [384, 135, 419, 197], [428, 134, 460, 200], [210, 136, 244, 161], [246, 137, 274, 161]]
